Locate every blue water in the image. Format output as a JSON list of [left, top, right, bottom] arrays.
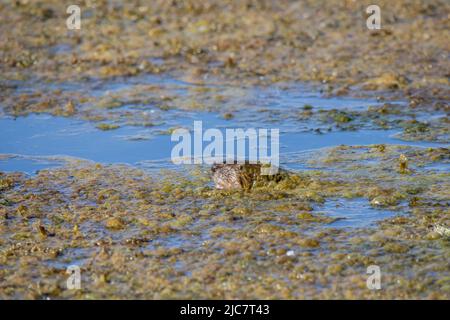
[[318, 198, 405, 228], [1, 77, 448, 228], [0, 115, 171, 164], [0, 156, 62, 175], [0, 113, 445, 175]]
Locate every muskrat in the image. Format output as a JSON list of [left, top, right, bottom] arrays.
[[211, 162, 288, 190]]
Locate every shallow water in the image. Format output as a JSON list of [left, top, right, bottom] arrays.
[[1, 0, 448, 300], [0, 156, 63, 175], [1, 77, 448, 229], [317, 198, 405, 228], [0, 113, 445, 171]]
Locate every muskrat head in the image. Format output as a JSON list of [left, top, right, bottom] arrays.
[[211, 163, 242, 190], [211, 162, 262, 190]]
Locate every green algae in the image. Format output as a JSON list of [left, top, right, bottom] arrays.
[[0, 145, 448, 299], [96, 123, 120, 131], [0, 0, 449, 143], [2, 0, 448, 97], [0, 0, 449, 300]]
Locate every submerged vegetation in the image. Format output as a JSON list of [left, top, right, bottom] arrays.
[[0, 145, 448, 299], [0, 0, 449, 299]]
